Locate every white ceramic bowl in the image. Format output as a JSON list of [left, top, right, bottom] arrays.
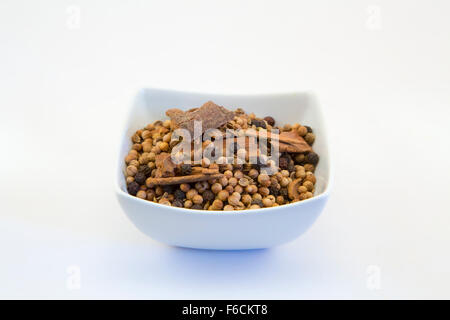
[[116, 88, 332, 250]]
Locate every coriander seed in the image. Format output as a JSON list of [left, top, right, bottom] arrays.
[[132, 143, 142, 152], [234, 185, 244, 194], [186, 189, 198, 200], [228, 177, 238, 187], [295, 170, 306, 179], [258, 187, 270, 197], [262, 198, 273, 207], [245, 185, 258, 194], [192, 194, 203, 205], [297, 126, 308, 136], [242, 194, 252, 205], [217, 190, 229, 201], [238, 177, 249, 187], [211, 183, 223, 194], [305, 173, 316, 184], [234, 170, 244, 179], [125, 154, 138, 164], [142, 142, 152, 153], [303, 180, 314, 191], [276, 195, 285, 205], [280, 177, 290, 187], [257, 174, 270, 187], [126, 165, 138, 177], [219, 176, 228, 187], [252, 193, 262, 201], [141, 130, 152, 140], [211, 199, 224, 210], [304, 132, 315, 145], [136, 190, 147, 199], [248, 169, 259, 179], [228, 193, 241, 206], [224, 170, 233, 179], [184, 200, 193, 208]]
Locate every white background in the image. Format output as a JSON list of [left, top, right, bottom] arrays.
[[1, 0, 449, 299]]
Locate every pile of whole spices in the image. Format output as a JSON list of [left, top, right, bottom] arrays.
[[124, 101, 319, 210]]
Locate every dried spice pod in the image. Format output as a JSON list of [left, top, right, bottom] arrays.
[[287, 178, 303, 201]]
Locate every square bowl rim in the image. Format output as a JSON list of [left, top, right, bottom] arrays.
[[115, 87, 333, 216]]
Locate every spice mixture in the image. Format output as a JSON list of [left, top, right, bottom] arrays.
[[124, 101, 319, 211]]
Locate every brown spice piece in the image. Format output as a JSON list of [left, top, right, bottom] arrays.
[[166, 101, 235, 139], [190, 167, 220, 175], [244, 130, 312, 153], [287, 178, 303, 200], [276, 131, 312, 153], [155, 153, 176, 178], [146, 173, 224, 186]]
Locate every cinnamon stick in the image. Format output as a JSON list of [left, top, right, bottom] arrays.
[[146, 173, 224, 186]]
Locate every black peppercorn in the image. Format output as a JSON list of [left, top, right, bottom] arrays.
[[287, 159, 295, 172], [180, 164, 192, 175], [264, 116, 275, 126], [134, 172, 147, 185], [191, 204, 203, 210], [279, 157, 289, 170], [251, 119, 267, 129], [306, 152, 319, 165], [251, 199, 264, 207], [270, 185, 280, 196], [305, 125, 313, 133], [138, 164, 152, 176], [163, 185, 174, 193], [279, 153, 292, 170], [172, 199, 183, 207], [202, 190, 215, 202], [127, 181, 140, 196], [174, 189, 186, 200], [280, 188, 288, 197]]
